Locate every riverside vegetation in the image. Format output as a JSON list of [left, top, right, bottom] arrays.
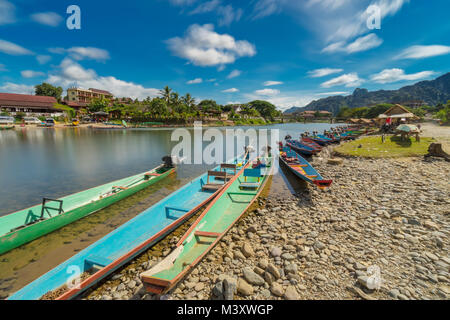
[[80, 129, 449, 301]]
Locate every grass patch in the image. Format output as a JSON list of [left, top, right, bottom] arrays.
[[334, 136, 435, 158]]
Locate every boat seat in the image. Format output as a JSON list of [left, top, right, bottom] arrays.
[[240, 169, 261, 189], [194, 231, 221, 238], [202, 171, 227, 191], [85, 255, 113, 269], [112, 186, 128, 190], [216, 163, 237, 180], [307, 175, 318, 179], [291, 164, 308, 167], [145, 172, 161, 177], [165, 206, 190, 220]]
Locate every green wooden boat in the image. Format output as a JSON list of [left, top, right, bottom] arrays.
[[0, 163, 175, 255], [0, 125, 15, 130], [140, 156, 273, 294]]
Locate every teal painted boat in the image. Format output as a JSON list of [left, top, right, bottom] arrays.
[[0, 162, 175, 256], [140, 156, 273, 294], [8, 155, 246, 300]]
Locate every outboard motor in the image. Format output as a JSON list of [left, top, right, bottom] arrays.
[[162, 156, 174, 168]]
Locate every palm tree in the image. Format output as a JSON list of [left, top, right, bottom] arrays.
[[160, 86, 172, 104], [183, 93, 196, 107], [170, 92, 180, 106]]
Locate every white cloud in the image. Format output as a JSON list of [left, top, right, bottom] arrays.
[[323, 33, 383, 54], [166, 24, 256, 67], [321, 73, 362, 88], [46, 58, 160, 100], [169, 0, 198, 5], [48, 47, 110, 61], [0, 39, 33, 55], [206, 78, 217, 82], [30, 12, 63, 27], [252, 0, 282, 19], [307, 68, 343, 78], [21, 70, 46, 78], [217, 5, 243, 26], [187, 78, 203, 84], [0, 0, 15, 25], [254, 88, 280, 96], [370, 68, 437, 84], [0, 63, 6, 71], [222, 88, 239, 93], [396, 45, 450, 60], [0, 82, 34, 94], [227, 69, 241, 79], [189, 0, 220, 14], [263, 81, 283, 86], [316, 91, 349, 96], [36, 55, 52, 64]]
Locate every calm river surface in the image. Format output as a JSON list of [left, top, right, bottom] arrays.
[[0, 123, 339, 297], [0, 123, 339, 215]]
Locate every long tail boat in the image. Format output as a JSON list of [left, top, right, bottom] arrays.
[[0, 161, 176, 256], [8, 155, 246, 300], [0, 125, 14, 130], [279, 146, 332, 190], [302, 136, 332, 146], [140, 156, 273, 294], [300, 138, 322, 151], [285, 139, 318, 156]]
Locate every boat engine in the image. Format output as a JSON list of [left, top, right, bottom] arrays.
[[162, 156, 175, 168]]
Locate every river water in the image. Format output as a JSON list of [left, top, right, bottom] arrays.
[[0, 122, 339, 297]]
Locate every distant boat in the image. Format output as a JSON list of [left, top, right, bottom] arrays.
[[279, 145, 332, 189], [0, 125, 14, 130], [302, 136, 332, 146], [140, 156, 273, 294], [8, 155, 246, 300], [0, 161, 176, 256], [285, 139, 318, 156]]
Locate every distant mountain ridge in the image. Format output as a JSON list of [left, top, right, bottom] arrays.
[[284, 72, 450, 115]]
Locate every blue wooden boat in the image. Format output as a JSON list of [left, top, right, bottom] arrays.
[[279, 145, 332, 189], [285, 139, 318, 156], [8, 155, 246, 300], [302, 136, 332, 146]]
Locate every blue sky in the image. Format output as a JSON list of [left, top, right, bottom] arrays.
[[0, 0, 449, 110]]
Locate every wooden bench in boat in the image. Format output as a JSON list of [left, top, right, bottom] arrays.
[[202, 171, 227, 191], [112, 186, 129, 190], [194, 231, 221, 238], [240, 169, 262, 189], [215, 163, 237, 181]]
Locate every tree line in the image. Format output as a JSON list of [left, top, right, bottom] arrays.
[[33, 83, 282, 124]]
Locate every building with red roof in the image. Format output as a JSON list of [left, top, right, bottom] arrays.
[[0, 93, 59, 115]]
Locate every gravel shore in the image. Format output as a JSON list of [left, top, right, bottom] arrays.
[[84, 143, 449, 301]]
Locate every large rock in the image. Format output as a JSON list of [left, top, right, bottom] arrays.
[[223, 276, 237, 300], [266, 264, 281, 279], [270, 283, 284, 297], [237, 278, 254, 296], [284, 286, 299, 300], [243, 267, 265, 286], [241, 243, 255, 258], [328, 158, 344, 165]]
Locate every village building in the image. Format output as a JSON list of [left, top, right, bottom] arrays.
[[0, 93, 61, 116], [67, 87, 114, 104], [377, 104, 420, 125]]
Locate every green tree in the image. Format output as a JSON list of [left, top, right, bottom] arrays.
[[247, 100, 278, 120], [149, 98, 169, 118], [182, 93, 196, 108], [160, 86, 172, 104], [35, 82, 63, 100], [88, 97, 110, 113]]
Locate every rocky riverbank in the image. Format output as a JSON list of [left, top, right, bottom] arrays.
[[85, 148, 449, 301]]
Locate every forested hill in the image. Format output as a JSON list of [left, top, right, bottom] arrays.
[[284, 72, 450, 115]]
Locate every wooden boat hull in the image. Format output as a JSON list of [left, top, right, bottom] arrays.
[[140, 157, 273, 294], [280, 146, 332, 189], [0, 165, 175, 255], [8, 157, 244, 300], [286, 140, 317, 156]]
